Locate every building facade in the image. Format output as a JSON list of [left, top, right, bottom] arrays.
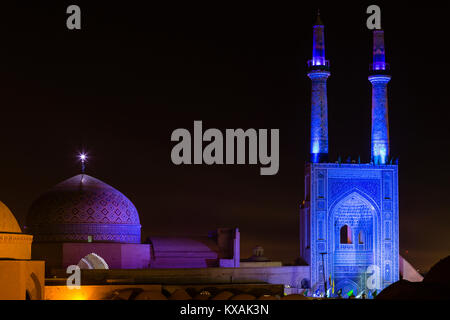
[[26, 174, 240, 273], [0, 201, 45, 300], [300, 14, 399, 296]]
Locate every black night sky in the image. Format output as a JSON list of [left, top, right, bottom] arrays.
[[0, 1, 449, 272]]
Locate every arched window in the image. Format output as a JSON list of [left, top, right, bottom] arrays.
[[340, 225, 352, 244], [358, 231, 364, 244]]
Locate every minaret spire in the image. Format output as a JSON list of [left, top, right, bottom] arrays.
[[315, 9, 323, 26], [308, 11, 330, 163], [369, 29, 391, 165]]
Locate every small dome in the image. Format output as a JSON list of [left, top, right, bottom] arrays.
[[26, 174, 141, 243], [0, 201, 21, 233]]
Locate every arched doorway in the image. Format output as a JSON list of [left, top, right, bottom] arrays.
[[335, 279, 358, 297], [328, 191, 380, 295], [25, 272, 43, 300]]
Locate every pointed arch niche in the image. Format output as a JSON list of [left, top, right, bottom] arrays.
[[327, 189, 381, 294]]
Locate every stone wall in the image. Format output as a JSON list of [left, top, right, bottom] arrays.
[[51, 265, 310, 289], [0, 260, 45, 300]]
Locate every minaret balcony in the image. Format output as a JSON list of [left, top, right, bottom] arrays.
[[369, 63, 390, 75], [307, 59, 330, 72]]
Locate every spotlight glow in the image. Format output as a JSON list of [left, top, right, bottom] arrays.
[[78, 152, 88, 173]]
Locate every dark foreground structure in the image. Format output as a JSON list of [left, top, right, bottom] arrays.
[[377, 256, 450, 300]]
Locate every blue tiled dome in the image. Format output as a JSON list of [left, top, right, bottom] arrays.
[[27, 174, 141, 243]]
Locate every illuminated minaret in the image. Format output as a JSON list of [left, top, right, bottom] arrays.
[[369, 30, 391, 164], [307, 11, 330, 163], [301, 20, 400, 296]]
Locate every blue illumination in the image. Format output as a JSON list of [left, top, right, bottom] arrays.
[[369, 30, 391, 165], [312, 58, 323, 66], [372, 30, 386, 71], [312, 142, 320, 154], [308, 72, 330, 79], [369, 74, 391, 165], [312, 25, 325, 66], [308, 18, 329, 163], [311, 152, 320, 164], [300, 19, 398, 301], [369, 75, 391, 83], [308, 71, 330, 163], [300, 164, 399, 297], [372, 144, 388, 165], [373, 62, 386, 71]]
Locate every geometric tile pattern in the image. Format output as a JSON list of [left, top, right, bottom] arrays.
[[26, 174, 141, 243]]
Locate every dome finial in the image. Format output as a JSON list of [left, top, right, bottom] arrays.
[[78, 152, 87, 174]]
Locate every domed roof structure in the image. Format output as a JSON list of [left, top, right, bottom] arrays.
[[26, 174, 141, 243], [0, 201, 21, 233], [0, 201, 32, 260]]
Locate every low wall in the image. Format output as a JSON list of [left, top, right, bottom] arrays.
[[45, 284, 161, 300], [44, 283, 284, 300], [51, 265, 310, 289], [33, 242, 151, 272]]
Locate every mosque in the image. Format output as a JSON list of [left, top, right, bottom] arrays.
[[0, 13, 424, 300], [300, 14, 400, 295]]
